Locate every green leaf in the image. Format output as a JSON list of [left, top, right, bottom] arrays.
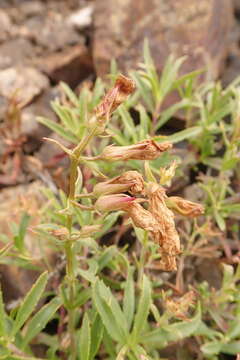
[[221, 342, 240, 354], [155, 99, 192, 131], [123, 267, 135, 331], [132, 275, 151, 342], [12, 271, 48, 336], [60, 82, 79, 107], [142, 303, 201, 349], [89, 314, 104, 360], [130, 71, 155, 113], [92, 280, 127, 343], [8, 356, 44, 360], [23, 296, 62, 347], [0, 344, 10, 357], [37, 116, 78, 144], [137, 104, 151, 139], [97, 246, 117, 271], [169, 126, 202, 143], [222, 264, 234, 289], [14, 213, 30, 252], [201, 341, 223, 356], [0, 287, 7, 336], [117, 105, 137, 143], [74, 288, 91, 308], [79, 313, 91, 360], [227, 319, 240, 340]]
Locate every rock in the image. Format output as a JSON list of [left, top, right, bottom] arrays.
[[22, 14, 81, 52], [0, 10, 13, 43], [19, 1, 45, 18], [0, 95, 8, 121], [21, 86, 60, 150], [0, 67, 49, 105], [233, 0, 240, 12], [67, 5, 93, 29], [0, 38, 35, 70], [93, 0, 233, 79], [34, 44, 93, 87], [0, 181, 54, 302]]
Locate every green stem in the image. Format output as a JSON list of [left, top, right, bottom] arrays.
[[64, 127, 98, 359], [65, 241, 77, 359]]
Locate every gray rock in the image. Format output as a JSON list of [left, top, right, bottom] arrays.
[[0, 9, 13, 43], [0, 38, 35, 70], [93, 0, 233, 79], [67, 5, 93, 29], [0, 66, 49, 106], [34, 44, 93, 87], [23, 14, 81, 52]]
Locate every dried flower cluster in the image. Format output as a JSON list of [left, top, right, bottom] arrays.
[[78, 75, 204, 271], [93, 172, 203, 271]]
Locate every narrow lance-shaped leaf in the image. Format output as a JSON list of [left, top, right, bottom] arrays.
[[89, 313, 104, 360], [132, 275, 151, 342], [79, 312, 91, 360], [123, 267, 135, 331], [14, 213, 30, 252], [12, 271, 48, 336], [0, 287, 7, 336], [23, 296, 62, 347], [92, 280, 126, 343]]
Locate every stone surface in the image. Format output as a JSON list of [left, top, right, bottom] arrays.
[[34, 44, 93, 87], [67, 5, 93, 29], [93, 0, 233, 79], [0, 38, 35, 70], [22, 14, 81, 52], [0, 181, 53, 302], [0, 9, 13, 43], [0, 66, 49, 105]]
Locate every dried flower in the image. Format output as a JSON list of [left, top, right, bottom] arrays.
[[165, 290, 196, 320], [93, 171, 144, 197], [94, 194, 136, 212], [125, 202, 161, 234], [95, 74, 135, 121], [166, 196, 204, 217], [99, 139, 172, 162], [114, 171, 145, 195], [146, 183, 181, 271]]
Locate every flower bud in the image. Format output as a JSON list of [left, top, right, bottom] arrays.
[[99, 139, 172, 162], [166, 196, 204, 217], [48, 227, 69, 240], [159, 160, 178, 186], [79, 225, 102, 237], [93, 180, 135, 197], [94, 194, 135, 212], [95, 74, 135, 122]]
